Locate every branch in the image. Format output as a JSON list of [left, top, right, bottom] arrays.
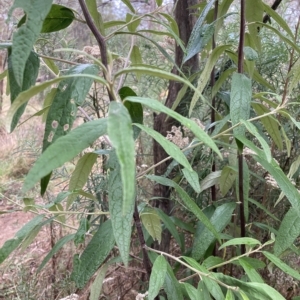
[[263, 0, 283, 24]]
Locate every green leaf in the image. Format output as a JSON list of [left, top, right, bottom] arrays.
[[108, 102, 136, 215], [262, 2, 294, 38], [126, 13, 140, 32], [245, 0, 263, 51], [120, 0, 135, 13], [135, 123, 192, 171], [200, 171, 222, 191], [43, 64, 99, 151], [182, 168, 201, 193], [130, 45, 143, 80], [251, 102, 283, 150], [212, 67, 236, 98], [164, 262, 184, 300], [243, 46, 258, 61], [156, 209, 184, 251], [23, 118, 107, 193], [67, 153, 98, 209], [89, 263, 108, 300], [148, 255, 167, 300], [189, 45, 232, 115], [263, 251, 300, 281], [0, 215, 44, 264], [37, 233, 75, 273], [230, 73, 252, 137], [225, 290, 235, 300], [220, 166, 237, 196], [240, 119, 271, 162], [183, 283, 199, 300], [248, 198, 279, 222], [147, 175, 221, 242], [192, 203, 236, 260], [236, 136, 300, 215], [6, 73, 107, 132], [125, 97, 222, 159], [8, 50, 39, 131], [155, 0, 163, 6], [8, 0, 52, 86], [141, 207, 162, 243], [108, 152, 133, 267], [119, 86, 143, 139], [183, 0, 216, 63], [274, 208, 300, 256], [40, 4, 75, 33], [71, 220, 115, 289], [214, 273, 285, 300], [198, 281, 212, 300], [238, 258, 264, 283], [288, 58, 300, 95], [86, 0, 105, 35], [74, 218, 90, 246]]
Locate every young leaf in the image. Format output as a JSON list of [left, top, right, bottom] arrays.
[[125, 97, 222, 159], [155, 0, 163, 7], [37, 234, 75, 273], [141, 207, 162, 243], [67, 153, 98, 209], [230, 73, 252, 137], [147, 175, 221, 242], [200, 171, 222, 191], [225, 290, 235, 300], [120, 0, 135, 13], [182, 168, 201, 193], [86, 0, 105, 35], [220, 166, 237, 196], [8, 50, 39, 131], [8, 0, 52, 86], [148, 255, 167, 300], [108, 101, 136, 215], [192, 202, 236, 260], [23, 118, 107, 193], [262, 251, 300, 281], [108, 152, 133, 267], [189, 45, 232, 115], [89, 263, 108, 300], [71, 220, 115, 289], [238, 258, 264, 283], [74, 218, 90, 246], [274, 208, 300, 256], [0, 215, 44, 264], [134, 123, 192, 171]]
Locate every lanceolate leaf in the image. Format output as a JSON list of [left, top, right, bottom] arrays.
[[8, 50, 39, 131], [23, 118, 107, 193], [43, 64, 99, 151], [0, 215, 44, 264], [37, 234, 75, 273], [230, 73, 252, 137], [147, 175, 221, 242], [141, 207, 162, 243], [108, 101, 136, 215], [108, 152, 133, 266], [200, 171, 222, 191], [182, 168, 201, 193], [220, 166, 237, 196], [125, 97, 222, 159], [262, 251, 300, 281], [164, 262, 184, 300], [71, 220, 115, 289], [134, 123, 192, 171], [8, 0, 53, 86], [251, 102, 283, 150], [190, 45, 232, 115], [89, 263, 108, 300], [274, 208, 300, 256], [67, 153, 98, 209], [192, 202, 236, 260], [148, 255, 167, 300], [184, 0, 216, 63], [183, 283, 199, 300], [86, 0, 105, 35], [219, 237, 261, 250], [214, 273, 285, 300]]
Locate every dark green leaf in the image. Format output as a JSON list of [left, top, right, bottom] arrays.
[[71, 220, 115, 289]]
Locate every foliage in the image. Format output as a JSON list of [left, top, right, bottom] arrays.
[[1, 0, 300, 299]]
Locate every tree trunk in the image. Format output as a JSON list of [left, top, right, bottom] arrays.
[[153, 0, 200, 252]]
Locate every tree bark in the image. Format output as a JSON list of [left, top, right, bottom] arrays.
[[153, 0, 200, 252]]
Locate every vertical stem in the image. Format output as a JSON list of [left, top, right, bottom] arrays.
[[133, 202, 152, 280], [237, 0, 246, 254]]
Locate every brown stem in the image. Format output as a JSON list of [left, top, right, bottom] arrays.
[[133, 202, 152, 280], [263, 0, 283, 24], [78, 0, 114, 101]]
